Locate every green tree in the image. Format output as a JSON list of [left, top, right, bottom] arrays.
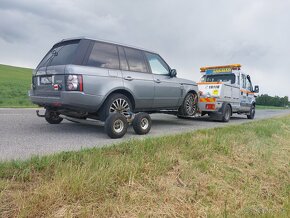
[[256, 94, 289, 107]]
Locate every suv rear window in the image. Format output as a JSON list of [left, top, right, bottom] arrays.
[[37, 40, 79, 68], [87, 42, 119, 69]]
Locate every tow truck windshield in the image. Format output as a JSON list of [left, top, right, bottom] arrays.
[[201, 73, 236, 84]]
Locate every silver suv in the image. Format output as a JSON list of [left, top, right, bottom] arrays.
[[29, 38, 198, 123]]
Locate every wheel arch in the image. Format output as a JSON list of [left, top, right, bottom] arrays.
[[186, 89, 198, 96], [104, 89, 136, 110], [184, 89, 199, 104]]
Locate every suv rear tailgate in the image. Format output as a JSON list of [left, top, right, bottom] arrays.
[[32, 65, 67, 97]]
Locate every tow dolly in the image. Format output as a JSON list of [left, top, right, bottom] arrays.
[[36, 109, 152, 139]]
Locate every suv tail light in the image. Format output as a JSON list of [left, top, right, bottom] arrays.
[[66, 75, 83, 91]]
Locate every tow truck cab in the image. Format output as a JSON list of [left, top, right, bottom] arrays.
[[197, 64, 259, 122]]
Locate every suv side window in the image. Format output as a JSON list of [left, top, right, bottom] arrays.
[[118, 46, 129, 71], [87, 42, 119, 69], [123, 47, 147, 73], [145, 52, 169, 75]]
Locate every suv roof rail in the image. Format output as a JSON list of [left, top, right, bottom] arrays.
[[58, 37, 157, 53]]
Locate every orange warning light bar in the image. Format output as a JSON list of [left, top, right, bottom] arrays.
[[200, 64, 241, 72]]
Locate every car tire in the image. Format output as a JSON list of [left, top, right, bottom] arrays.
[[177, 92, 198, 118], [221, 104, 231, 122], [99, 93, 132, 121], [132, 112, 152, 135], [247, 105, 255, 119], [45, 109, 63, 124], [104, 113, 128, 139]]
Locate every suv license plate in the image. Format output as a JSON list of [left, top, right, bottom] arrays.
[[40, 76, 52, 85]]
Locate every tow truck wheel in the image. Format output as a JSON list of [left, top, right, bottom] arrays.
[[105, 113, 128, 139], [177, 92, 198, 118], [221, 104, 231, 122], [45, 109, 63, 124], [133, 112, 152, 135], [247, 105, 255, 119]]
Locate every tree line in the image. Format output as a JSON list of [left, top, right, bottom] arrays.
[[256, 94, 289, 107]]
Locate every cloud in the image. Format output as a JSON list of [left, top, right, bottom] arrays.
[[0, 0, 289, 96]]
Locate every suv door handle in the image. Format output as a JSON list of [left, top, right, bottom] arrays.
[[124, 76, 133, 81], [154, 79, 161, 83]]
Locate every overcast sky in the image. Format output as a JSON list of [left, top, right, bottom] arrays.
[[0, 0, 289, 97]]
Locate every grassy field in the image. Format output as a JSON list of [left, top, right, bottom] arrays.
[[0, 64, 34, 107], [256, 105, 288, 110], [0, 116, 289, 217]]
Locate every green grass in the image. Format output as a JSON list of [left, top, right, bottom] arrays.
[[256, 105, 288, 110], [0, 64, 35, 107], [1, 116, 289, 217]]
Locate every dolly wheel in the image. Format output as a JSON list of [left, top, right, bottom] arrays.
[[105, 113, 128, 139], [133, 113, 152, 135]]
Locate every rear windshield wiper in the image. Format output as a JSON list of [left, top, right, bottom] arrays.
[[44, 49, 58, 74]]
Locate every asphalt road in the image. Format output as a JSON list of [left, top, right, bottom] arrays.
[[0, 108, 289, 161]]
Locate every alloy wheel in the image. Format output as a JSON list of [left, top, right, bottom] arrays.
[[185, 93, 198, 116], [109, 98, 131, 116]]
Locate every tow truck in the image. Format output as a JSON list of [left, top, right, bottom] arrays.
[[197, 64, 259, 122]]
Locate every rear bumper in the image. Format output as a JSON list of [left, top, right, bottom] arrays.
[[198, 98, 223, 113], [29, 90, 104, 112]]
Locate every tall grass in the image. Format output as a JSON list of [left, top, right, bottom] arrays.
[[0, 116, 290, 217]]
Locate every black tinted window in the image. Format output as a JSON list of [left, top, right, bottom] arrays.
[[118, 47, 129, 71], [50, 43, 78, 66], [87, 42, 119, 69], [124, 48, 147, 73], [37, 41, 79, 68]]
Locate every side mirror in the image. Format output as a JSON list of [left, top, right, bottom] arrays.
[[170, 69, 177, 77], [254, 85, 259, 93]]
